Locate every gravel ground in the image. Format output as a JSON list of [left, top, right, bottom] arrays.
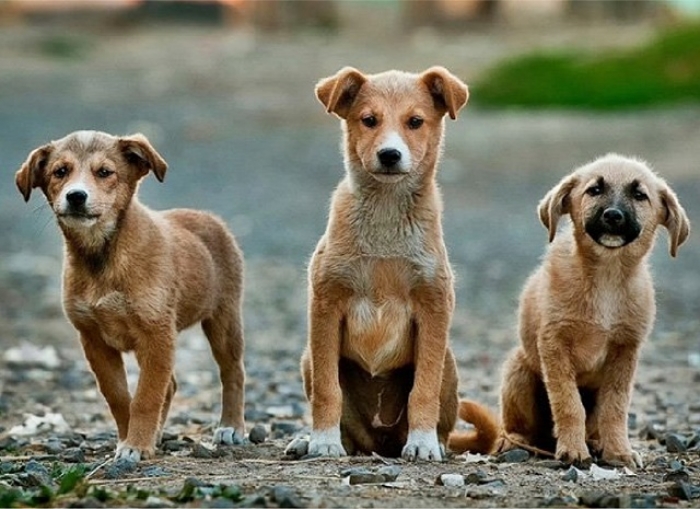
[[0, 20, 699, 507]]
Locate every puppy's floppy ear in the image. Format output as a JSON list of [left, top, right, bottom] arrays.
[[538, 175, 577, 243], [118, 133, 168, 182], [315, 67, 367, 119], [659, 183, 690, 257], [420, 66, 469, 120], [15, 144, 52, 202]]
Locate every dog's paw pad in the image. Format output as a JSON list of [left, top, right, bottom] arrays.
[[402, 429, 443, 462], [213, 427, 245, 445]]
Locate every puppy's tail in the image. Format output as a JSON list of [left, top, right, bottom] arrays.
[[447, 399, 500, 455]]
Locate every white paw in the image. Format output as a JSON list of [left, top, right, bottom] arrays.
[[213, 426, 245, 445], [115, 443, 142, 463], [308, 427, 346, 457], [402, 429, 444, 461]]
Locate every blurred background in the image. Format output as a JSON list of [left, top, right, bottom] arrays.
[[0, 0, 698, 436]]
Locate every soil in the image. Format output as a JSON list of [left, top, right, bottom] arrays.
[[0, 18, 699, 508]]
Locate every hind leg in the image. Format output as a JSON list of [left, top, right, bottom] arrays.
[[203, 303, 246, 445], [497, 347, 543, 452]]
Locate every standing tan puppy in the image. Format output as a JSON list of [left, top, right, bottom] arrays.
[[497, 154, 690, 468], [15, 131, 246, 462], [300, 66, 471, 461]]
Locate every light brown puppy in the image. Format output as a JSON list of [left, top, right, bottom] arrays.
[[300, 66, 485, 461], [15, 130, 246, 462], [495, 154, 690, 468]]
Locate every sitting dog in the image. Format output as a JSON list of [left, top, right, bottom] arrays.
[[299, 66, 493, 461], [15, 130, 246, 462], [494, 154, 689, 468]]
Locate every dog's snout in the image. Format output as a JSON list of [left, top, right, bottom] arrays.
[[377, 148, 402, 168], [66, 189, 88, 208], [602, 208, 624, 227]]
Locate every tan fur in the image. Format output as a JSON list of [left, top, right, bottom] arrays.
[[495, 154, 690, 468], [15, 130, 246, 462], [301, 67, 472, 461]]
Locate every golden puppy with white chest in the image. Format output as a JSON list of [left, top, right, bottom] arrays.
[[497, 154, 690, 468], [15, 130, 246, 462], [300, 66, 478, 461]]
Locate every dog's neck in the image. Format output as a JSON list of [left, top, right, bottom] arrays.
[[60, 198, 150, 275], [342, 163, 442, 258]]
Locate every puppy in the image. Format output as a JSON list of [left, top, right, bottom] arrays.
[[495, 154, 690, 468], [15, 130, 246, 462], [300, 66, 481, 461]]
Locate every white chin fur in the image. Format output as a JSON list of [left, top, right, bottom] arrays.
[[599, 234, 625, 248], [59, 216, 98, 229], [370, 172, 407, 183]]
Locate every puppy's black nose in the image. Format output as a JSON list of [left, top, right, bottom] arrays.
[[602, 207, 624, 226], [378, 148, 402, 167], [66, 190, 88, 208]]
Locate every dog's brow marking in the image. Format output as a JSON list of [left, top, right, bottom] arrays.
[[75, 130, 95, 147]]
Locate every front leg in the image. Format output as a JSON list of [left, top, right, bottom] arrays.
[[539, 328, 591, 467], [595, 343, 642, 468], [402, 284, 453, 462], [307, 292, 346, 457], [79, 330, 131, 442], [117, 324, 175, 462]]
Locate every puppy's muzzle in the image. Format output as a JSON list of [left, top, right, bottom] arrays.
[[66, 189, 88, 210], [375, 149, 408, 177], [586, 206, 641, 248]]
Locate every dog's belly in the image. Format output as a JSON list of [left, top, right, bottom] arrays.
[[342, 297, 414, 376]]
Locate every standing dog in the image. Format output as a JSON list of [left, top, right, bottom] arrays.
[[300, 66, 478, 461], [495, 154, 690, 468], [15, 131, 246, 462]]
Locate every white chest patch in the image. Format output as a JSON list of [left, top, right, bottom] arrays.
[[593, 282, 620, 330]]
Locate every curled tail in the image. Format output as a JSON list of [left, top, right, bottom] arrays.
[[447, 399, 500, 455]]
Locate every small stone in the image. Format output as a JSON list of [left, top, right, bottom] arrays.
[[464, 469, 488, 485], [244, 409, 271, 422], [0, 462, 14, 474], [103, 458, 137, 479], [44, 439, 64, 455], [202, 500, 236, 509], [562, 466, 579, 482], [61, 447, 85, 463], [667, 481, 698, 501], [638, 423, 664, 442], [283, 437, 309, 459], [436, 473, 465, 487], [145, 495, 175, 508], [376, 465, 401, 482], [142, 466, 170, 477], [668, 459, 684, 471], [191, 443, 214, 459], [624, 494, 660, 508], [249, 424, 268, 444], [666, 433, 687, 453], [343, 468, 385, 485], [160, 431, 178, 442], [23, 460, 53, 487], [495, 448, 530, 463], [271, 486, 304, 508], [580, 492, 607, 507], [271, 421, 301, 437], [664, 469, 690, 483], [482, 479, 506, 488], [162, 439, 191, 452]]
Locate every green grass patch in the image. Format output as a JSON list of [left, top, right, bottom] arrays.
[[472, 22, 700, 110]]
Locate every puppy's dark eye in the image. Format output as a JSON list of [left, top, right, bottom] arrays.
[[361, 115, 377, 128], [96, 167, 114, 179], [633, 190, 648, 201], [53, 166, 68, 179], [407, 116, 424, 130], [585, 185, 603, 197]]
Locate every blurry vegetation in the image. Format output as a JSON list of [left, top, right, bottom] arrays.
[[36, 34, 89, 60], [472, 22, 700, 110]]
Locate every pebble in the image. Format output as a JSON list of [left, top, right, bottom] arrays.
[[464, 469, 488, 485], [666, 433, 687, 453], [664, 469, 690, 484], [162, 439, 191, 453], [561, 466, 579, 482], [191, 443, 214, 459], [144, 495, 175, 508], [535, 459, 566, 469], [283, 437, 309, 459], [668, 481, 700, 501], [638, 423, 664, 442], [44, 438, 64, 455], [22, 460, 53, 487], [103, 458, 137, 480], [245, 409, 271, 422], [142, 466, 170, 478], [542, 495, 578, 507], [376, 465, 401, 482], [61, 447, 85, 463], [270, 486, 305, 508], [495, 448, 530, 463], [249, 424, 268, 444], [271, 421, 301, 437], [436, 473, 465, 487]]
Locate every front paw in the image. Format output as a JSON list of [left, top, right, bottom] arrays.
[[308, 427, 346, 457], [601, 448, 643, 469], [556, 439, 591, 468], [402, 429, 444, 461], [115, 442, 152, 463], [214, 426, 245, 445]]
